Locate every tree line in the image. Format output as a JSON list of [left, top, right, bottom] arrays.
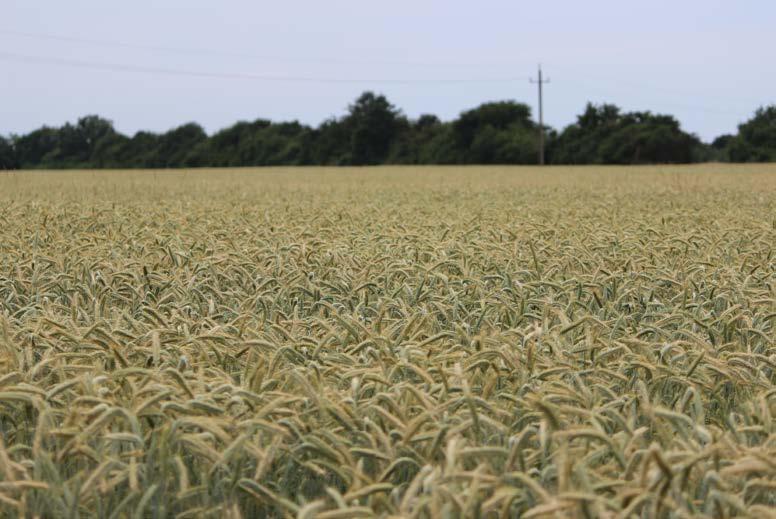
[[1, 92, 774, 169]]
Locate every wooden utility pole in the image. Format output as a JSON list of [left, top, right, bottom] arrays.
[[530, 65, 550, 165]]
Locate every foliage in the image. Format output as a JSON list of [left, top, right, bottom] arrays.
[[12, 116, 118, 169], [3, 98, 775, 169], [451, 101, 538, 164], [187, 121, 313, 167], [549, 103, 702, 164], [727, 106, 776, 162], [346, 92, 405, 165], [0, 136, 18, 169]]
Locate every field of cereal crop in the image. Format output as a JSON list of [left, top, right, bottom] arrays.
[[0, 165, 775, 517]]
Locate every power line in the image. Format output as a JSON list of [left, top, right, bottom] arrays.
[[6, 29, 760, 116], [0, 51, 531, 84], [0, 28, 530, 70]]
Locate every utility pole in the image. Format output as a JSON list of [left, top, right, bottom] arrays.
[[530, 65, 550, 165]]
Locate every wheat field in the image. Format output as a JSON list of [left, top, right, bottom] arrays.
[[0, 165, 774, 518]]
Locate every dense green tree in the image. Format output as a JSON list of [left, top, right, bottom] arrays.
[[388, 114, 443, 164], [727, 106, 776, 162], [697, 134, 734, 162], [454, 102, 532, 144], [0, 136, 18, 169], [5, 94, 774, 169], [451, 101, 538, 164], [310, 118, 352, 165], [148, 123, 207, 167], [550, 103, 701, 164], [306, 92, 409, 165], [13, 126, 60, 168], [74, 115, 117, 156], [118, 132, 159, 167], [712, 134, 734, 151], [188, 119, 314, 167], [345, 92, 405, 165], [11, 116, 118, 168], [189, 120, 266, 166], [0, 135, 19, 170], [91, 133, 131, 168]]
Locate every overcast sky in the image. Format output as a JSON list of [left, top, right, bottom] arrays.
[[2, 0, 773, 142]]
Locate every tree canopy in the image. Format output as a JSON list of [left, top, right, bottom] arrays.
[[1, 94, 772, 169], [549, 103, 702, 164], [726, 106, 776, 162]]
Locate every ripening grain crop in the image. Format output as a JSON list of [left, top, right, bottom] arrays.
[[0, 165, 774, 518]]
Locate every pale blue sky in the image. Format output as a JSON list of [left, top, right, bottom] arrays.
[[2, 0, 773, 141]]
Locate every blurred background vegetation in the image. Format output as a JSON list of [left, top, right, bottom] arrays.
[[1, 92, 774, 169]]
